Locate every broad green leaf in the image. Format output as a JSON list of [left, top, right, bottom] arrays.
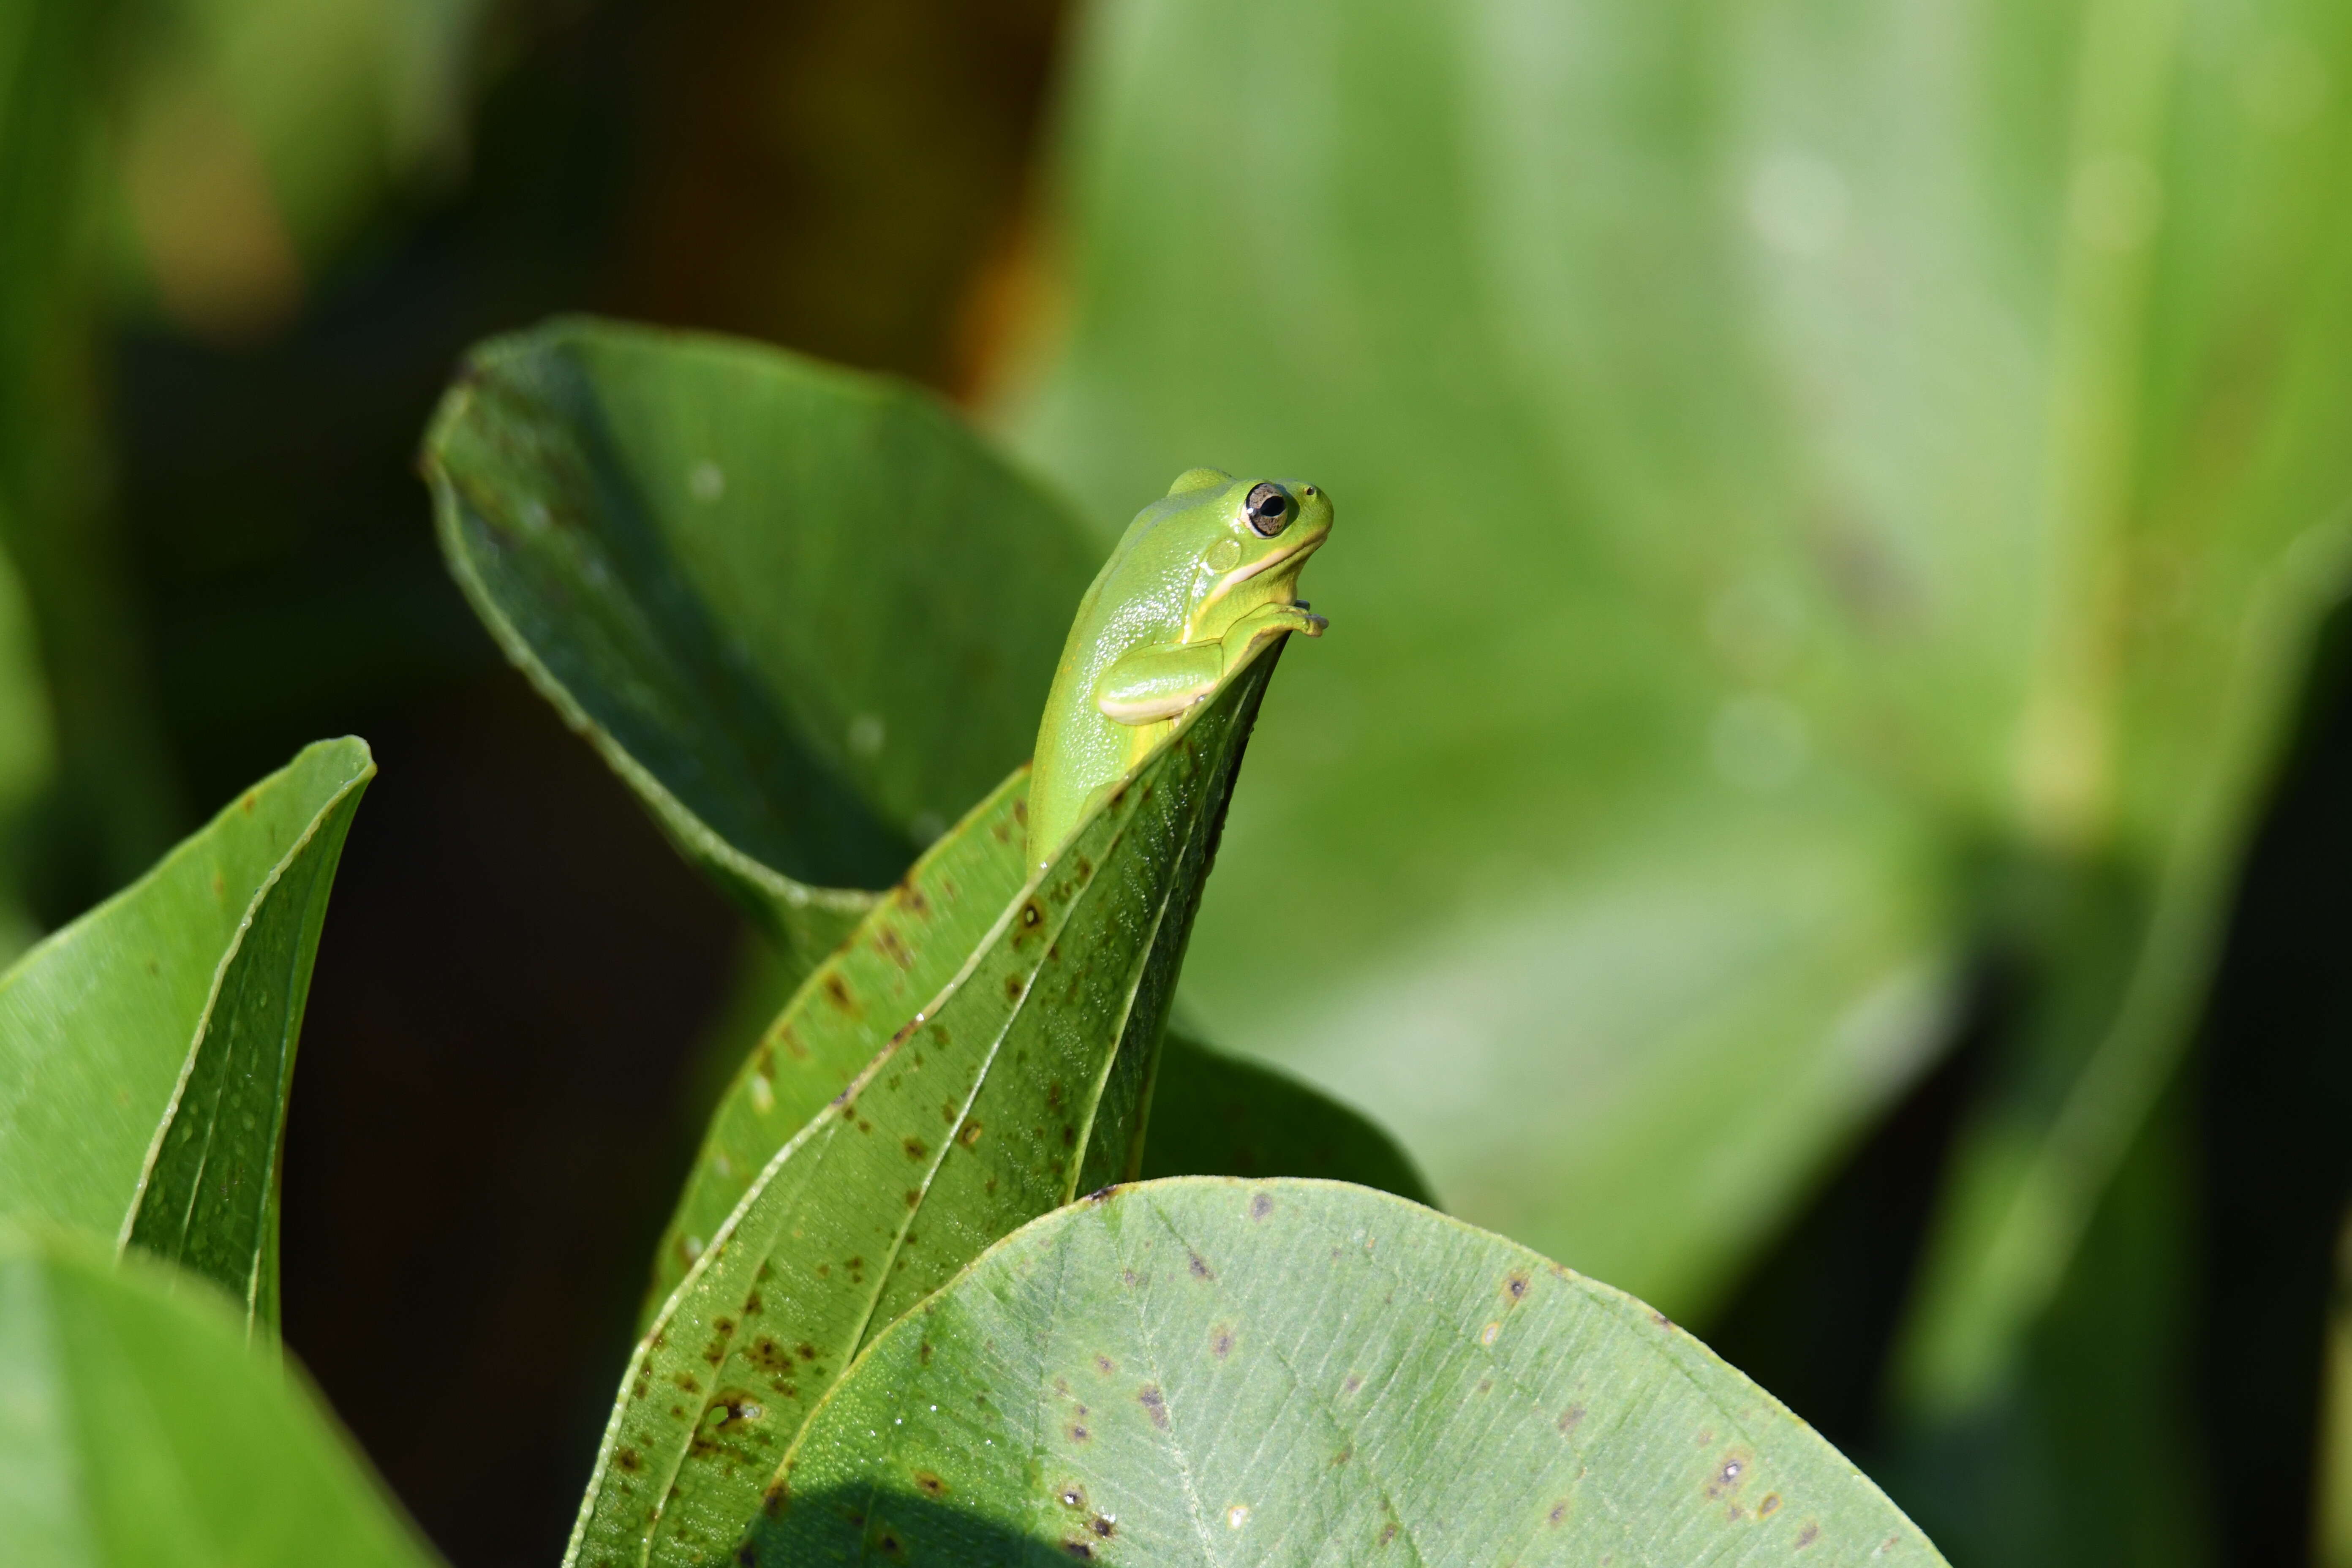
[[0, 1224, 438, 1568], [748, 1177, 1946, 1566], [1008, 0, 2352, 1350], [566, 645, 1281, 1568], [645, 771, 1437, 1326], [422, 317, 1100, 958], [1140, 1029, 1436, 1207], [0, 738, 372, 1330], [642, 767, 1034, 1324]]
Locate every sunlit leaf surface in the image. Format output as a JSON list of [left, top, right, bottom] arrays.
[[566, 648, 1282, 1568], [751, 1178, 1946, 1567], [0, 739, 372, 1330], [648, 785, 1438, 1327]]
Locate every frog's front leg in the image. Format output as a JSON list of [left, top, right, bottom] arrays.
[[1096, 642, 1225, 724], [1095, 604, 1327, 725]]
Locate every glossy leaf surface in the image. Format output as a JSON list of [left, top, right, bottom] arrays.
[[646, 774, 1438, 1326], [751, 1178, 1946, 1566], [424, 317, 1100, 948], [567, 646, 1279, 1568], [0, 1225, 437, 1568], [0, 738, 372, 1329], [1011, 0, 2352, 1348]]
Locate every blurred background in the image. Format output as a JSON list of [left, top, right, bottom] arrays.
[[3, 0, 2350, 1564]]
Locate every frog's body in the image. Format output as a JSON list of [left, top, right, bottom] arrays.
[[1025, 468, 1332, 873]]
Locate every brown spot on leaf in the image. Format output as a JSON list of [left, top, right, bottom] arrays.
[[1211, 1326, 1235, 1358], [903, 1137, 930, 1162], [822, 974, 859, 1014], [616, 1448, 642, 1473], [1546, 1499, 1571, 1528], [1343, 1374, 1363, 1395], [1250, 1192, 1274, 1220], [1757, 1492, 1781, 1518], [1007, 974, 1026, 1002], [1505, 1271, 1530, 1302], [1796, 1523, 1819, 1549], [914, 1472, 947, 1498], [959, 1119, 984, 1148], [1558, 1404, 1585, 1433], [1060, 1541, 1093, 1560], [1094, 1354, 1116, 1375], [1188, 1252, 1213, 1280], [1069, 1423, 1091, 1442], [1090, 1515, 1115, 1538], [1139, 1384, 1168, 1429], [1377, 1523, 1398, 1547], [1059, 1485, 1088, 1511]]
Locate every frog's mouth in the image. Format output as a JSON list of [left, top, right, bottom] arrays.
[[1214, 524, 1329, 600]]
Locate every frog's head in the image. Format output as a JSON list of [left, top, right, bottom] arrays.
[[1157, 466, 1334, 638]]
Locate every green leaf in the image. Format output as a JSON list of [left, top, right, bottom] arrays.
[[566, 645, 1284, 1568], [1007, 0, 2352, 1345], [640, 767, 1034, 1325], [0, 1224, 439, 1568], [422, 317, 1100, 954], [1141, 1029, 1436, 1206], [746, 1177, 1946, 1566], [0, 738, 373, 1331], [645, 780, 1437, 1327]]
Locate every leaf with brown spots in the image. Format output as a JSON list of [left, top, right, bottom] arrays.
[[748, 1180, 1947, 1567], [639, 773, 1031, 1325], [564, 650, 1287, 1568]]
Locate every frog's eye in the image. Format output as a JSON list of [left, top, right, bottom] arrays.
[[1244, 482, 1292, 536]]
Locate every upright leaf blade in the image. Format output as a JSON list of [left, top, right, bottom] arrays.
[[646, 779, 1438, 1326], [0, 1225, 439, 1568], [751, 1178, 1946, 1566], [641, 767, 1034, 1323], [568, 647, 1280, 1568], [422, 317, 1100, 944], [0, 738, 372, 1329]]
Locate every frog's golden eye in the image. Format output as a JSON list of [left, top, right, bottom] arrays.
[[1244, 482, 1292, 536]]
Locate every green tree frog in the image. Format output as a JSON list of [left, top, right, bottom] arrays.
[[1026, 468, 1333, 872]]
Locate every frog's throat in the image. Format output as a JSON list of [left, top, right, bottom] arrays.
[[1191, 528, 1327, 634]]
